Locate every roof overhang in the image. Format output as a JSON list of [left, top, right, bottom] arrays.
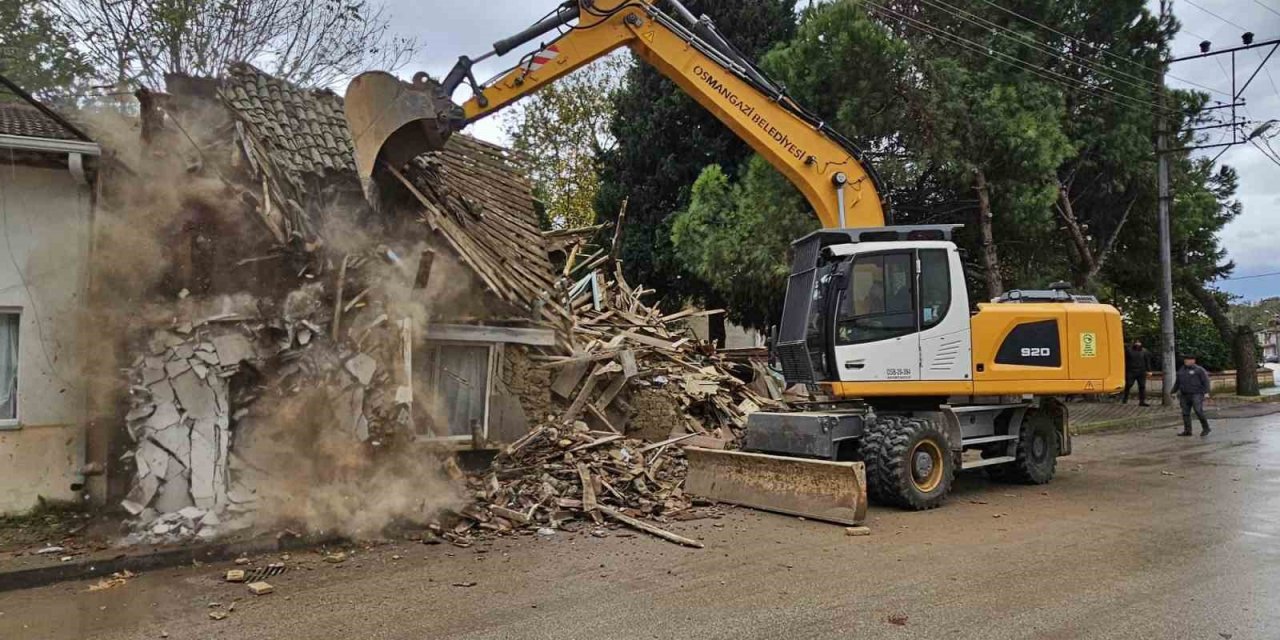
[[0, 133, 100, 156]]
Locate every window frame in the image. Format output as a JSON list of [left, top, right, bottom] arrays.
[[837, 250, 920, 346], [917, 248, 953, 331], [0, 308, 19, 429]]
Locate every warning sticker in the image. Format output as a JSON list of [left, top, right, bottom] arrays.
[[1080, 332, 1098, 358]]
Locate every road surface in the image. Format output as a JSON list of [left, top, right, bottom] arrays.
[[2, 411, 1278, 639]]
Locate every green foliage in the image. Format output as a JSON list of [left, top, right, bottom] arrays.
[[671, 159, 817, 328], [0, 0, 92, 102], [504, 55, 628, 230], [1121, 297, 1233, 372], [596, 0, 798, 309]]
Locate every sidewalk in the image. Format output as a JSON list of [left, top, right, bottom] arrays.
[[1070, 391, 1280, 433]]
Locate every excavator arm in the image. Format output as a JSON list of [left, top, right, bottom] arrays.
[[345, 0, 887, 229]]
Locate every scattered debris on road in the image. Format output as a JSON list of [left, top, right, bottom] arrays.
[[87, 570, 136, 592], [844, 526, 871, 537], [225, 569, 246, 583], [247, 581, 275, 595]]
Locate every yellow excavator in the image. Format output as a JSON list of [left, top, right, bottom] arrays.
[[344, 0, 1126, 524]]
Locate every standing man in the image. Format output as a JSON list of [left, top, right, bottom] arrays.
[[1172, 354, 1212, 437], [1122, 340, 1151, 406]]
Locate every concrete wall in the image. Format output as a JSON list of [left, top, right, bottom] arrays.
[[0, 162, 93, 514]]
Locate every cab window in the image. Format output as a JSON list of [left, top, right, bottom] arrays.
[[838, 252, 916, 344], [919, 249, 951, 329]]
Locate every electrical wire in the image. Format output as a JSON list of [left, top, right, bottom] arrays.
[[917, 0, 1161, 96], [857, 0, 1177, 114], [977, 0, 1231, 98], [1256, 0, 1280, 20], [1184, 0, 1248, 33], [1221, 269, 1280, 281]]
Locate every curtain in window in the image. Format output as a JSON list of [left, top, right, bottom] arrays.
[[0, 314, 16, 420]]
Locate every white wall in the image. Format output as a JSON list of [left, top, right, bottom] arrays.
[[0, 161, 93, 514]]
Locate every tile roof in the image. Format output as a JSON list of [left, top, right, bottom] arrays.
[[0, 101, 80, 141], [215, 63, 556, 319]]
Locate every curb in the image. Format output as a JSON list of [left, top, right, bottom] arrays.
[[1073, 395, 1280, 435], [0, 534, 340, 594]]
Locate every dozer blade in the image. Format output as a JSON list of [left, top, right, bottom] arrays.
[[343, 71, 465, 196], [684, 448, 867, 525]]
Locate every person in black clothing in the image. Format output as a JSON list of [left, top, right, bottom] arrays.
[[1121, 340, 1150, 406], [1172, 354, 1212, 437]]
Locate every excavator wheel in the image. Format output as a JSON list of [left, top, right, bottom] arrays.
[[985, 410, 1058, 484], [862, 415, 955, 510]]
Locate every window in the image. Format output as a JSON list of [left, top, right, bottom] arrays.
[[418, 343, 492, 438], [919, 249, 951, 330], [838, 252, 917, 344], [0, 311, 17, 424]]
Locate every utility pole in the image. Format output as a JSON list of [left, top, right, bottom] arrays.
[[1157, 0, 1176, 405]]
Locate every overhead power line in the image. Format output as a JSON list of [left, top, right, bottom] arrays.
[[1221, 269, 1280, 281], [856, 0, 1177, 115], [1184, 0, 1248, 33], [917, 0, 1161, 97], [979, 0, 1232, 98], [1255, 0, 1280, 20]]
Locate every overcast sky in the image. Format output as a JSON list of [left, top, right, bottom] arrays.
[[381, 0, 1280, 301]]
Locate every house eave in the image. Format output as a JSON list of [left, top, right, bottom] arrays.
[[0, 134, 101, 156]]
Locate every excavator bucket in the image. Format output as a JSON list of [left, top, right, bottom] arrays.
[[683, 448, 867, 525], [343, 71, 465, 196]]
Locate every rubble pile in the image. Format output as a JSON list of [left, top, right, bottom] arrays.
[[446, 259, 782, 545], [456, 423, 698, 546], [119, 247, 442, 543], [540, 258, 780, 447]]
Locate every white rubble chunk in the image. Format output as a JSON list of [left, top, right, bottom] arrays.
[[344, 354, 377, 386], [164, 358, 192, 378], [212, 333, 255, 365], [172, 370, 219, 419]]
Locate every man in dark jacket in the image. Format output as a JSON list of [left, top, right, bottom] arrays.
[[1172, 354, 1212, 437], [1122, 340, 1150, 406]]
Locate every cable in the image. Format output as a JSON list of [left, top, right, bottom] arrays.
[[1256, 0, 1280, 20], [857, 0, 1177, 114], [977, 0, 1231, 98], [1221, 269, 1280, 281], [1184, 0, 1248, 33], [917, 0, 1161, 96]]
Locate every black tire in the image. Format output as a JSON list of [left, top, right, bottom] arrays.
[[987, 411, 1058, 484], [862, 415, 955, 510]]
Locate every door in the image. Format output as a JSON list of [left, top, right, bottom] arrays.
[[833, 251, 921, 382], [917, 248, 972, 380]]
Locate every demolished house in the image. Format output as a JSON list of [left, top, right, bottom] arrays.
[[98, 63, 775, 544]]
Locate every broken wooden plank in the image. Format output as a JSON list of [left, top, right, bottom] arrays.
[[561, 366, 603, 424], [568, 434, 623, 453], [592, 373, 629, 410], [599, 506, 703, 549], [422, 324, 556, 347], [638, 433, 698, 453], [577, 463, 598, 513], [620, 330, 679, 351], [618, 349, 639, 378], [550, 357, 592, 399], [414, 249, 436, 289]]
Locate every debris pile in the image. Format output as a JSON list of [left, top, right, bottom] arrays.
[[444, 259, 783, 545], [457, 424, 698, 545], [119, 246, 458, 543], [537, 257, 779, 447]]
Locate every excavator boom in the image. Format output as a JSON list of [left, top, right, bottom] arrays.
[[344, 0, 886, 230]]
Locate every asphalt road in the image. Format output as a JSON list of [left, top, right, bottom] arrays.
[[2, 411, 1278, 640]]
